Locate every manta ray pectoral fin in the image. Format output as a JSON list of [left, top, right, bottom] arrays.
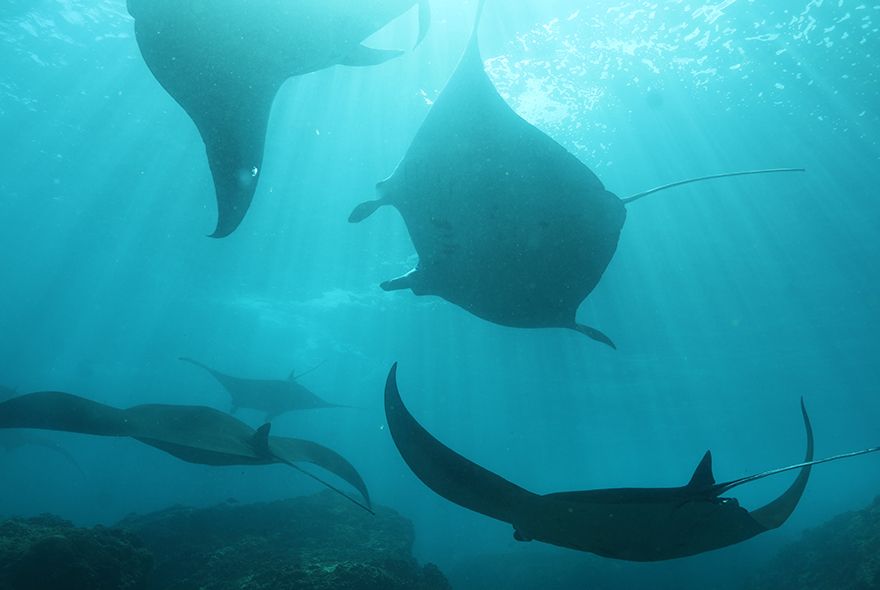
[[348, 198, 387, 223], [268, 437, 374, 514], [251, 423, 272, 458], [707, 399, 879, 521], [205, 148, 262, 238], [125, 0, 144, 19], [570, 324, 616, 349], [339, 45, 405, 67], [384, 363, 537, 524]]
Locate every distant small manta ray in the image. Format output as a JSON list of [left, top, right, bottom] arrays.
[[179, 357, 352, 421], [384, 363, 880, 561], [0, 390, 372, 513], [348, 0, 804, 349], [127, 0, 431, 237]]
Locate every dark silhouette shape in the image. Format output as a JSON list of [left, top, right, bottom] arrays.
[[128, 0, 431, 237], [0, 390, 371, 513], [349, 0, 803, 348], [384, 363, 880, 560], [179, 357, 350, 421]]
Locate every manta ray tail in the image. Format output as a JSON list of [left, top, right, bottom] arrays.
[[570, 324, 616, 350], [384, 363, 538, 525], [621, 168, 806, 205]]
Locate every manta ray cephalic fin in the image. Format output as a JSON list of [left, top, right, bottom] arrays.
[[380, 269, 419, 292], [570, 324, 616, 349], [348, 198, 387, 223]]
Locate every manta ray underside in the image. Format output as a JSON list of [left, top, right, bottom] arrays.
[[384, 363, 879, 561], [128, 0, 431, 237], [349, 0, 803, 348], [0, 390, 372, 513]]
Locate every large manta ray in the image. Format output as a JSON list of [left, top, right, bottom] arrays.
[[179, 357, 350, 421], [0, 390, 372, 513], [128, 0, 431, 237], [349, 0, 803, 348], [384, 364, 880, 561]]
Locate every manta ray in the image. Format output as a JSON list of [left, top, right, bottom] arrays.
[[384, 363, 880, 561], [348, 0, 803, 348], [0, 390, 372, 513], [128, 0, 431, 237], [179, 357, 350, 421]]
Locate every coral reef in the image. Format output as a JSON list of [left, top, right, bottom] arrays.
[[117, 491, 450, 590], [0, 514, 151, 590], [1, 492, 449, 590], [746, 495, 880, 590]]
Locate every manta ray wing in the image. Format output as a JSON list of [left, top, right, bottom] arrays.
[[349, 0, 623, 345], [0, 390, 371, 511]]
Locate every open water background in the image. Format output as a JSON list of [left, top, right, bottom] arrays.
[[1, 1, 878, 588]]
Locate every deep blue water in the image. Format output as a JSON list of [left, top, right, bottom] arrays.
[[1, 1, 878, 588]]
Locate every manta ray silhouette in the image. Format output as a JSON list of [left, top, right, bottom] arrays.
[[349, 0, 803, 348], [179, 357, 350, 421], [384, 363, 880, 561], [0, 390, 372, 513], [128, 0, 431, 237]]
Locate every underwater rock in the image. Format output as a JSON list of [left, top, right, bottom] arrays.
[[0, 514, 152, 590], [117, 491, 450, 590], [745, 495, 880, 590]]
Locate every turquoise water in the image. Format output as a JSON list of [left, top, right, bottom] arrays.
[[1, 1, 878, 587]]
